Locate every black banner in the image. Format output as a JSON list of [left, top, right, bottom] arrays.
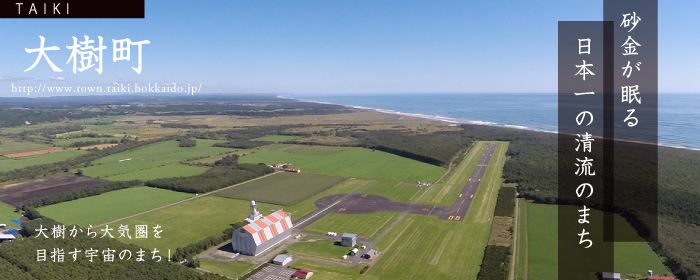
[[1, 1, 145, 18], [558, 0, 658, 278], [558, 21, 615, 280]]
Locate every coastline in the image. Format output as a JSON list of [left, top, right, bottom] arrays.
[[279, 95, 700, 152], [278, 95, 557, 133]]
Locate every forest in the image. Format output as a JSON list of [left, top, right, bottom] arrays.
[[325, 130, 470, 166]]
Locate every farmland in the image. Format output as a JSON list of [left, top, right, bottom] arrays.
[[105, 164, 208, 181], [239, 144, 444, 182], [0, 173, 107, 207], [38, 187, 193, 227], [517, 203, 671, 279], [103, 196, 281, 250], [89, 139, 234, 165], [0, 150, 87, 172], [0, 138, 50, 154], [73, 139, 233, 181], [213, 172, 346, 206], [302, 211, 401, 240]]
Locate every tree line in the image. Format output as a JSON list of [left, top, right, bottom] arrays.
[[330, 130, 473, 167], [476, 245, 511, 280], [213, 139, 271, 149], [493, 186, 516, 218], [22, 180, 142, 209], [145, 161, 273, 194], [170, 222, 245, 263]]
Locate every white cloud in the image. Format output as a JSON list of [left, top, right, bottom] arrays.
[[0, 76, 33, 82], [50, 76, 67, 81]]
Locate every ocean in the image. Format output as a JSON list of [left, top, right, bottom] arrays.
[[289, 93, 700, 150]]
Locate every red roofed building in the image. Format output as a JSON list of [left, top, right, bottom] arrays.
[[292, 269, 314, 279], [284, 168, 301, 173], [231, 201, 293, 256]]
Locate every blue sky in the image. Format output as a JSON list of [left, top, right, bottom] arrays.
[[0, 0, 697, 95]]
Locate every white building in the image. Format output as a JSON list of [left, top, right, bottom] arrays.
[[232, 201, 293, 256]]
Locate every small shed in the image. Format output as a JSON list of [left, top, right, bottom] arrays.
[[272, 254, 292, 266], [364, 249, 378, 259], [349, 248, 359, 256], [341, 233, 357, 247], [0, 223, 6, 228], [602, 272, 621, 280]]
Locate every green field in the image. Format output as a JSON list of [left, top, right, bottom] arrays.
[[104, 196, 281, 250], [288, 237, 357, 261], [0, 202, 22, 230], [73, 139, 233, 181], [360, 181, 425, 203], [0, 150, 87, 172], [214, 172, 346, 206], [81, 124, 144, 136], [303, 211, 400, 240], [38, 187, 193, 227], [90, 140, 233, 165], [285, 178, 373, 220], [250, 135, 298, 143], [0, 138, 50, 154], [239, 144, 444, 182], [106, 164, 209, 181], [515, 199, 528, 280], [288, 142, 509, 280], [334, 142, 508, 280], [199, 259, 257, 279], [520, 203, 672, 279]]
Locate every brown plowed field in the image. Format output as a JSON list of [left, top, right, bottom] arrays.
[[0, 173, 108, 207]]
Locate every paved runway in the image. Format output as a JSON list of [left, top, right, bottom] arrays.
[[296, 143, 497, 226], [437, 142, 497, 221]]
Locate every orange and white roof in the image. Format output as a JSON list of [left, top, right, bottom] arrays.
[[242, 210, 293, 246]]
